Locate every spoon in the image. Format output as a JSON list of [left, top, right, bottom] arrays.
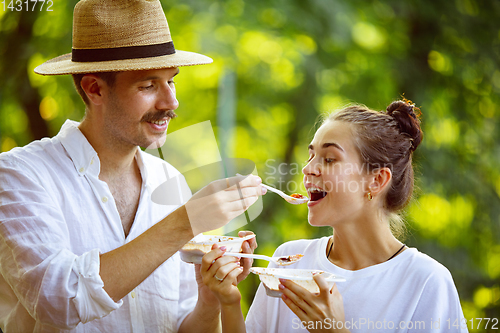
[[235, 174, 309, 204], [223, 252, 304, 266], [260, 184, 309, 204]]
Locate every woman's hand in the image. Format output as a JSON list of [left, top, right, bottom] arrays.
[[200, 244, 244, 305], [280, 274, 349, 333], [236, 230, 258, 283]]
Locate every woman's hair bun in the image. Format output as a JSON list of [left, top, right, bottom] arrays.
[[386, 98, 423, 151]]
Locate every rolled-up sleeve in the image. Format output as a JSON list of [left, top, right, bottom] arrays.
[[0, 159, 121, 329], [72, 249, 122, 323], [176, 260, 198, 331]]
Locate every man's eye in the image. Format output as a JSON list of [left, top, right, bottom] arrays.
[[140, 85, 154, 90], [169, 80, 176, 85]]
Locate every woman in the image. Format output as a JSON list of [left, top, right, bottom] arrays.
[[200, 100, 468, 332]]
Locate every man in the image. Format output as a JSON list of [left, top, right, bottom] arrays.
[[0, 0, 263, 332]]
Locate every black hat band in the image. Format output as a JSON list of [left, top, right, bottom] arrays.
[[72, 41, 175, 62]]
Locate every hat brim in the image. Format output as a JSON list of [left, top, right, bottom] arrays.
[[34, 50, 213, 75]]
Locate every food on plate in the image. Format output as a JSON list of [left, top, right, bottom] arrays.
[[180, 234, 255, 264], [250, 267, 346, 297]]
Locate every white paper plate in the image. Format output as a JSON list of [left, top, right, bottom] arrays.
[[251, 267, 346, 297], [180, 234, 256, 264]]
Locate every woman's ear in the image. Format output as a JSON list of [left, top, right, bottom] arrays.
[[368, 167, 392, 197], [80, 74, 106, 106]]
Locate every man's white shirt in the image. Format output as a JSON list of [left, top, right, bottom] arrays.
[[0, 120, 197, 332]]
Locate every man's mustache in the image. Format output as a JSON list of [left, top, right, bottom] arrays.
[[141, 110, 178, 122]]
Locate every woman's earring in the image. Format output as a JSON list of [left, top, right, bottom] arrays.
[[367, 192, 373, 201]]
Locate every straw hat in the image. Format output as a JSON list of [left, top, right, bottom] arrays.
[[34, 0, 212, 75]]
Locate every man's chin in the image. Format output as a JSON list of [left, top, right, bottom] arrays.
[[143, 132, 167, 149]]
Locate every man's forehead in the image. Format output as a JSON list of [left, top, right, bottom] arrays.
[[118, 67, 180, 81]]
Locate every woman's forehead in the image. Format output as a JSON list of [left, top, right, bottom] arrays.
[[311, 120, 354, 149]]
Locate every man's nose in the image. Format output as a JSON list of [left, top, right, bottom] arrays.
[[156, 83, 179, 111]]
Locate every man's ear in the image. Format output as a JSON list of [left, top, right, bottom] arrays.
[[368, 167, 392, 197], [80, 74, 107, 106]]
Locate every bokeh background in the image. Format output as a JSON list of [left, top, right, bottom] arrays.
[[1, 0, 499, 331]]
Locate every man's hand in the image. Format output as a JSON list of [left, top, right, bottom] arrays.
[[185, 175, 264, 236]]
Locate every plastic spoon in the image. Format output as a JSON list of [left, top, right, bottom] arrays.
[[224, 252, 304, 266], [260, 184, 309, 204]]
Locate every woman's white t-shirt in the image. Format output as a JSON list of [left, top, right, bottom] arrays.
[[246, 237, 468, 333]]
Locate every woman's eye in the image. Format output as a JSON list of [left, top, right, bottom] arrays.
[[141, 85, 154, 90], [324, 158, 335, 164]]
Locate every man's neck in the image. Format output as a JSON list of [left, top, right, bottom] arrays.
[[99, 147, 138, 183], [78, 119, 138, 181]]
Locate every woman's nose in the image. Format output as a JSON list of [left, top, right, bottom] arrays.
[[302, 158, 320, 176]]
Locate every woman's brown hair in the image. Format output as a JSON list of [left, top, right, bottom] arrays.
[[326, 99, 423, 238]]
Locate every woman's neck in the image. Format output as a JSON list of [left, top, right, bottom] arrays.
[[327, 218, 405, 270]]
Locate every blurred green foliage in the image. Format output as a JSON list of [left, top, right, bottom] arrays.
[[1, 0, 499, 331]]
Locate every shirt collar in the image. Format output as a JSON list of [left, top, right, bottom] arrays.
[[58, 120, 99, 177], [58, 120, 153, 185], [135, 149, 152, 189]]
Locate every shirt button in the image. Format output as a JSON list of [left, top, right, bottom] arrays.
[[131, 291, 136, 298], [79, 167, 85, 173], [101, 196, 108, 203]]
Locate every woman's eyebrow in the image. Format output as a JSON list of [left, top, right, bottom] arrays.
[[322, 142, 345, 152], [308, 142, 345, 152]]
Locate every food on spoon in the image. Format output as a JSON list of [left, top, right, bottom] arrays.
[[290, 193, 305, 199], [276, 254, 304, 265]]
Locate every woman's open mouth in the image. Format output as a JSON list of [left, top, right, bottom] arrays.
[[306, 184, 328, 204], [309, 188, 328, 201]]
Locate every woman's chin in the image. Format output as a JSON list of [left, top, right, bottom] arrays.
[[308, 216, 328, 227]]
